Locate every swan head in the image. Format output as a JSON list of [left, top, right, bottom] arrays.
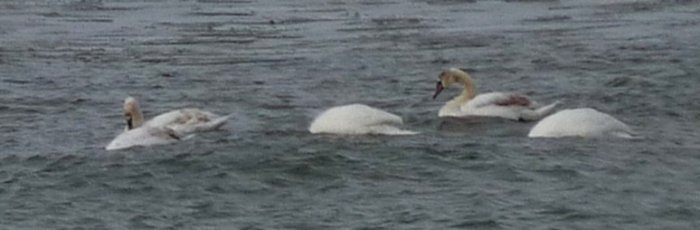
[[123, 96, 144, 130], [433, 68, 474, 99]]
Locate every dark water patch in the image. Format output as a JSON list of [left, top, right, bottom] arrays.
[[370, 17, 424, 26], [604, 75, 660, 88], [505, 0, 558, 2], [422, 0, 477, 5], [505, 23, 628, 34], [533, 166, 581, 180], [595, 1, 666, 14], [187, 200, 234, 219], [189, 11, 255, 17], [128, 214, 160, 229], [523, 15, 572, 22], [74, 217, 107, 229], [39, 154, 85, 173], [101, 180, 158, 195], [416, 33, 496, 50], [141, 38, 257, 46], [172, 57, 305, 66], [293, 7, 348, 13], [358, 1, 399, 6], [2, 79, 32, 85], [274, 17, 345, 25], [435, 117, 531, 138], [37, 11, 62, 17], [450, 219, 501, 229], [62, 18, 113, 23], [339, 17, 433, 32], [60, 1, 136, 12], [188, 31, 264, 38], [657, 206, 700, 220], [196, 0, 254, 3], [338, 25, 433, 32]]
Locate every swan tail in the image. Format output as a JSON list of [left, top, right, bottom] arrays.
[[611, 130, 641, 139], [520, 100, 560, 121], [198, 115, 230, 131], [393, 130, 420, 135]]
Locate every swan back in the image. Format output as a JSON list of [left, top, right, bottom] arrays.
[[528, 108, 634, 138], [106, 126, 179, 150], [309, 104, 417, 135]]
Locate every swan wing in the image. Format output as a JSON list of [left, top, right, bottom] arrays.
[[145, 109, 218, 127], [464, 92, 531, 109], [167, 114, 230, 135]]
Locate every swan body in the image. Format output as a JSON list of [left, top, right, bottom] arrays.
[[433, 68, 558, 121], [309, 104, 417, 135], [106, 126, 183, 150], [528, 108, 634, 138], [106, 97, 229, 150]]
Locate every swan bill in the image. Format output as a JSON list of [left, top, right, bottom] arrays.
[[126, 117, 133, 130], [433, 81, 444, 99]]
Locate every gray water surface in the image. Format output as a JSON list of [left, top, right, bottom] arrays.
[[1, 0, 700, 229]]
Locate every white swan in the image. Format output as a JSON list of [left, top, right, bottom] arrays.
[[433, 68, 559, 121], [309, 104, 418, 135], [106, 96, 229, 150], [528, 108, 635, 138]]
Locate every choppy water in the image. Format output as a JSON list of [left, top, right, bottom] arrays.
[[1, 0, 700, 229]]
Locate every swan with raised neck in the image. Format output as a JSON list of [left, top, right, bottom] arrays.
[[432, 68, 559, 120]]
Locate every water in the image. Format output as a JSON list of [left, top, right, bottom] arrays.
[[1, 0, 700, 229]]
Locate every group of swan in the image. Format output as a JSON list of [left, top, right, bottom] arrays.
[[308, 68, 634, 139], [107, 68, 634, 150]]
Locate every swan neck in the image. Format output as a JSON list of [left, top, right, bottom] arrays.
[[128, 103, 145, 129], [455, 73, 476, 104], [132, 107, 144, 128]]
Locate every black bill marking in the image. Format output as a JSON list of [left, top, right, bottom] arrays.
[[433, 81, 444, 99]]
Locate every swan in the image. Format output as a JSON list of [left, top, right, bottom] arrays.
[[309, 104, 418, 135], [528, 108, 635, 138], [106, 96, 229, 150], [432, 68, 559, 121]]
